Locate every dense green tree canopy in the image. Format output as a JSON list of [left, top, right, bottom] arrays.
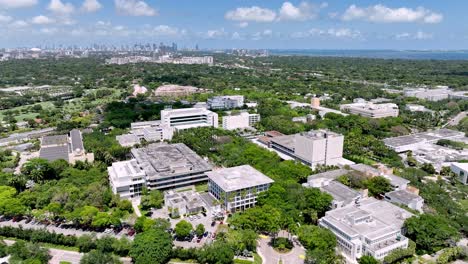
[[129, 228, 173, 264]]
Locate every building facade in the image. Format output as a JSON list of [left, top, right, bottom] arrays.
[[319, 198, 413, 262], [270, 130, 344, 167], [207, 95, 244, 110], [340, 101, 399, 118], [207, 165, 274, 212], [222, 112, 260, 130], [160, 108, 218, 130], [108, 159, 146, 199], [450, 162, 468, 185]]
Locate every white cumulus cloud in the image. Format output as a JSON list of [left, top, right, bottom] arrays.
[[342, 4, 443, 24], [31, 15, 55, 25], [395, 31, 433, 40], [48, 0, 75, 15], [81, 0, 102, 13], [114, 0, 157, 16], [9, 20, 29, 28], [0, 0, 37, 9], [292, 27, 362, 39], [225, 6, 276, 22], [0, 14, 13, 23], [278, 1, 326, 21]]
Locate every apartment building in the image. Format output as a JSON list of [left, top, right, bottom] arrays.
[[222, 112, 260, 130], [207, 165, 274, 212], [108, 143, 212, 198], [160, 107, 218, 131], [319, 198, 413, 262], [340, 100, 399, 118], [207, 95, 245, 110], [270, 130, 344, 167]]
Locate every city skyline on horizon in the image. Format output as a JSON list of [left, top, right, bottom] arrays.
[[0, 0, 466, 49]]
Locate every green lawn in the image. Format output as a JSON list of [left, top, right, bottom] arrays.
[[195, 183, 208, 193]]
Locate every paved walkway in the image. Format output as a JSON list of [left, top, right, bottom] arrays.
[[257, 236, 305, 264]]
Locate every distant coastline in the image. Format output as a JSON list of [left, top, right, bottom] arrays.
[[267, 49, 468, 60]]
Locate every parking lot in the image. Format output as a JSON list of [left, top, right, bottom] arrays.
[[0, 217, 134, 240], [151, 205, 224, 248]]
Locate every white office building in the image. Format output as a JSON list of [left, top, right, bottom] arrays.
[[450, 162, 468, 185], [222, 112, 260, 130], [319, 198, 413, 263], [108, 159, 146, 199], [128, 120, 174, 143], [207, 95, 245, 110], [108, 143, 212, 198], [161, 107, 218, 131], [270, 130, 344, 167], [340, 101, 399, 118], [403, 87, 451, 101], [207, 165, 274, 212]]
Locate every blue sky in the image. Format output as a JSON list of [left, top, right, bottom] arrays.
[[0, 0, 465, 49]]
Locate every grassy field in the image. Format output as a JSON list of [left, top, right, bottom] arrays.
[[195, 183, 208, 193]]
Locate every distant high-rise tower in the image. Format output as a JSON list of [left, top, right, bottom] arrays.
[[195, 44, 199, 51]]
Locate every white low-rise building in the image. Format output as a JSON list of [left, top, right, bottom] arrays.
[[319, 198, 413, 263], [222, 112, 260, 130], [384, 129, 465, 153], [108, 159, 146, 199], [161, 107, 218, 131], [340, 101, 399, 118], [403, 87, 451, 101], [116, 134, 140, 147], [384, 189, 424, 212], [207, 165, 274, 212], [450, 162, 468, 185], [164, 190, 206, 217], [208, 95, 244, 110]]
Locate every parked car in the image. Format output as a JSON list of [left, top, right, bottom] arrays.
[[127, 229, 136, 236]]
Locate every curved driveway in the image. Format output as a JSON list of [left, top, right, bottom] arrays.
[[257, 236, 305, 264]]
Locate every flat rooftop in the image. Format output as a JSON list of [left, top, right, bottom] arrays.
[[322, 181, 361, 203], [270, 134, 295, 149], [116, 134, 140, 145], [207, 165, 274, 192], [306, 168, 349, 181], [385, 189, 422, 204], [110, 159, 144, 179], [384, 129, 464, 148], [322, 198, 413, 240], [131, 142, 212, 179]]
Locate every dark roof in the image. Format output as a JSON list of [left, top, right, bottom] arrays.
[[39, 145, 69, 162], [70, 129, 84, 151], [41, 135, 68, 146]]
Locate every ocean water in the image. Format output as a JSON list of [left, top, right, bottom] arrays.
[[269, 49, 468, 60]]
